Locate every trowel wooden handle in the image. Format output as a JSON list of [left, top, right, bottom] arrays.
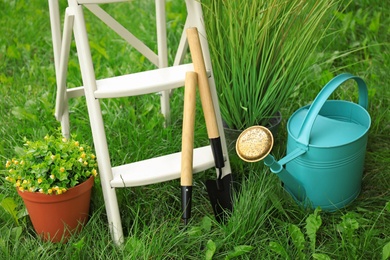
[[181, 71, 197, 186], [186, 27, 219, 139]]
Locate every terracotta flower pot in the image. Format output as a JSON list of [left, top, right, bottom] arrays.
[[17, 176, 94, 242]]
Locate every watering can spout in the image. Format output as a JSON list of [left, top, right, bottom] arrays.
[[264, 154, 306, 201], [263, 154, 281, 172]]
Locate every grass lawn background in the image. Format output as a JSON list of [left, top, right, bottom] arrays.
[[0, 0, 389, 259]]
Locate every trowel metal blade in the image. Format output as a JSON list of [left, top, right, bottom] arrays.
[[206, 173, 233, 223]]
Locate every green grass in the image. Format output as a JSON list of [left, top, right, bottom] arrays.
[[1, 0, 389, 259]]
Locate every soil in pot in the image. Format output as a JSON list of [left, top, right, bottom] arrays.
[[17, 176, 94, 242]]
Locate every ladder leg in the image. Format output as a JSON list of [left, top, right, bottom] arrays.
[[60, 103, 71, 139], [49, 2, 74, 136], [48, 0, 61, 73], [160, 90, 170, 125], [70, 1, 124, 245], [155, 0, 170, 124]]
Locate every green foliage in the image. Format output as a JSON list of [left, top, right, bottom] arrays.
[[203, 0, 340, 129], [305, 207, 322, 252], [269, 241, 290, 259], [337, 212, 360, 258], [71, 237, 86, 260], [0, 196, 27, 226], [289, 223, 306, 259], [198, 214, 254, 259], [4, 129, 98, 194], [269, 208, 327, 259], [205, 239, 217, 260], [383, 241, 390, 260], [225, 245, 254, 259], [312, 253, 331, 260]]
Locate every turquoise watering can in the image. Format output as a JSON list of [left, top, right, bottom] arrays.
[[236, 73, 371, 211]]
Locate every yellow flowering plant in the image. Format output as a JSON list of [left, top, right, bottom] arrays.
[[4, 130, 98, 195]]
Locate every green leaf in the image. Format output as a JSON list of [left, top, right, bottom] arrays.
[[11, 106, 38, 121], [6, 45, 21, 59], [239, 102, 248, 112], [200, 216, 213, 232], [269, 241, 289, 260], [189, 217, 213, 238], [205, 240, 217, 260], [338, 212, 359, 235], [0, 73, 13, 84], [306, 207, 322, 252], [17, 208, 28, 219], [72, 237, 85, 251], [368, 12, 381, 34], [289, 224, 305, 252], [1, 197, 19, 225], [141, 103, 155, 116], [385, 201, 390, 213], [90, 42, 109, 59], [382, 241, 390, 260], [225, 245, 254, 259], [0, 238, 6, 253], [187, 226, 202, 237], [11, 226, 23, 242], [312, 253, 331, 260], [124, 236, 145, 253]]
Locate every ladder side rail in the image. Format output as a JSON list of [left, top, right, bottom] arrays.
[[69, 0, 124, 245], [55, 8, 76, 121]]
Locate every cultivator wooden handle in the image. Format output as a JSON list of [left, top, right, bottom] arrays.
[[181, 71, 197, 187], [181, 71, 197, 225]]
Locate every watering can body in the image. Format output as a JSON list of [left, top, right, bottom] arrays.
[[275, 74, 371, 211]]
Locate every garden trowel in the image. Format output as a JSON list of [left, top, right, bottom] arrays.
[[186, 27, 233, 223]]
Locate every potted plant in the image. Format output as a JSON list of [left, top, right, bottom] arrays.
[[4, 129, 98, 242], [202, 0, 339, 138]]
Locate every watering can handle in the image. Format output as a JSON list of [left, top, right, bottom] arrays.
[[297, 73, 368, 146]]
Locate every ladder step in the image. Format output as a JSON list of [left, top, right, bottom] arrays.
[[94, 64, 194, 99], [78, 0, 129, 4], [110, 145, 215, 187]]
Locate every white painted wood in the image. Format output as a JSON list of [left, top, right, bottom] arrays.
[[94, 64, 194, 98], [77, 0, 128, 4], [111, 146, 214, 187]]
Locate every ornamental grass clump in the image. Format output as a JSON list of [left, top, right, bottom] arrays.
[[5, 130, 98, 195], [203, 0, 340, 130]]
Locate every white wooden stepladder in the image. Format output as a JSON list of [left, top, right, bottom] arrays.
[[48, 0, 232, 245]]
